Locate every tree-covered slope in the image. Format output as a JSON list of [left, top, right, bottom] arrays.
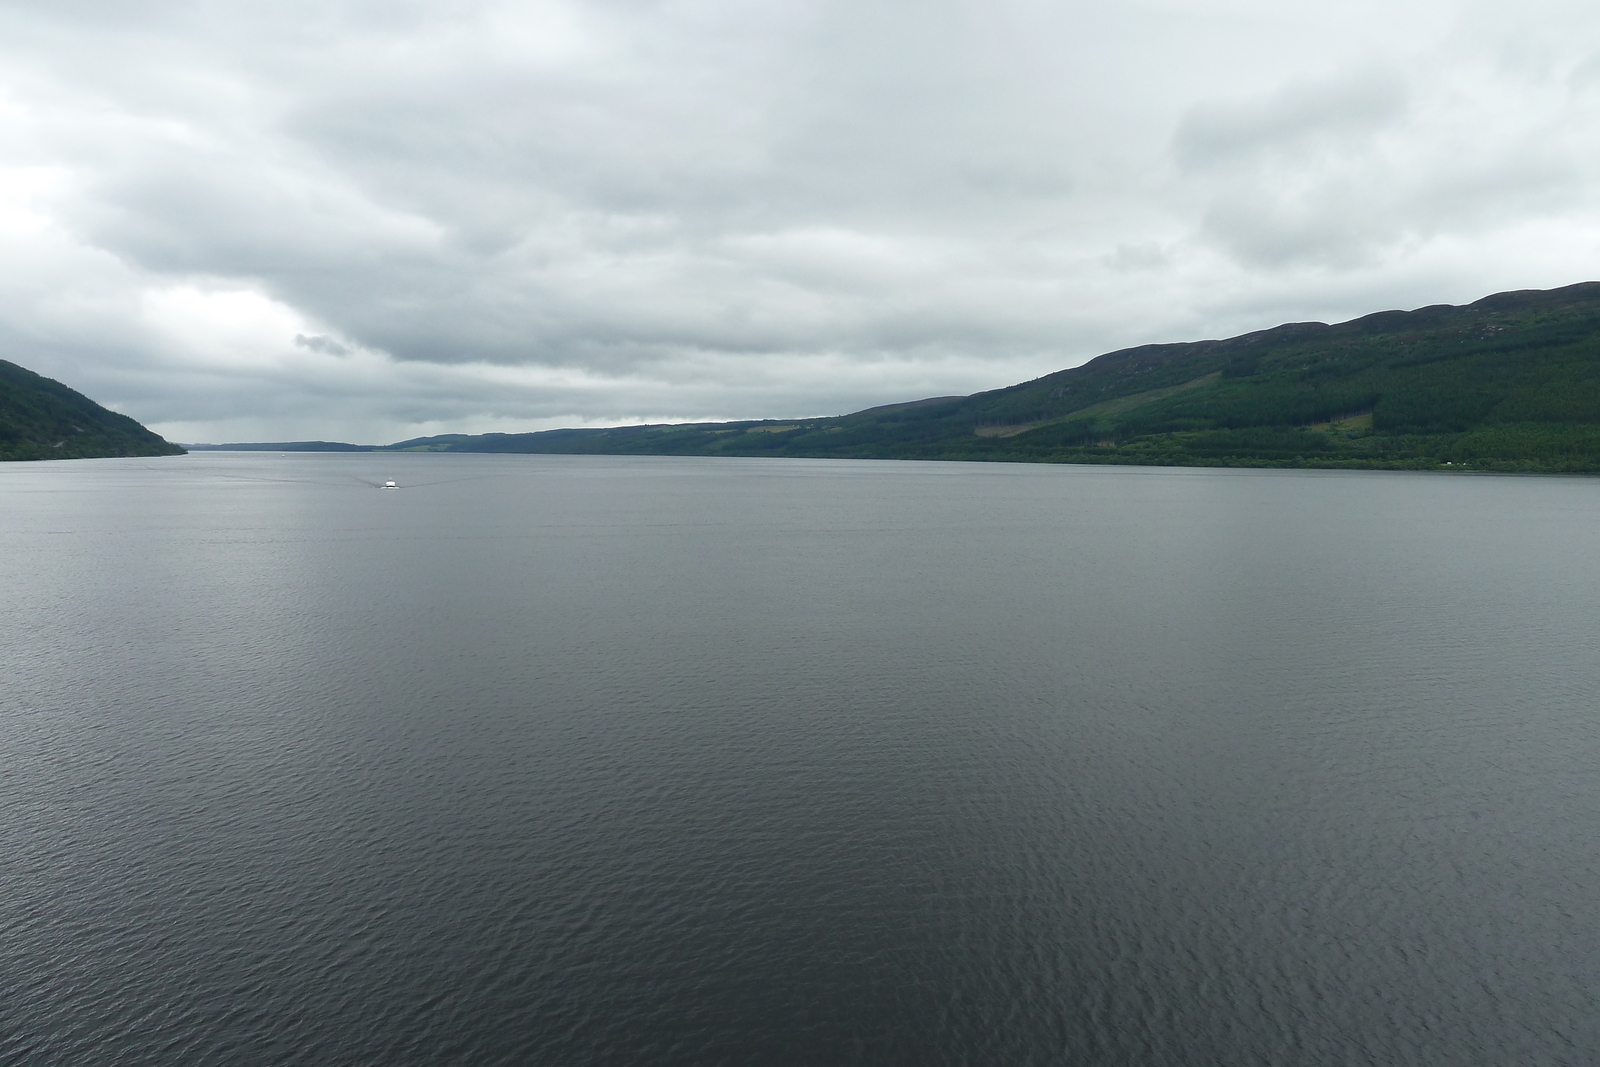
[[386, 281, 1600, 472], [0, 360, 184, 461]]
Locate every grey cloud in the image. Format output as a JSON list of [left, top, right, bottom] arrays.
[[1105, 242, 1172, 273], [3, 0, 1600, 443], [294, 334, 351, 356], [1174, 67, 1409, 170], [1176, 50, 1600, 269]]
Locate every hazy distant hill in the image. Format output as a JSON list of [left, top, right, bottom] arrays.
[[185, 441, 376, 452], [0, 360, 184, 461], [384, 282, 1600, 473]]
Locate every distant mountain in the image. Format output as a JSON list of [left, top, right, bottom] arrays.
[[383, 282, 1600, 473], [185, 441, 376, 451], [0, 360, 184, 461]]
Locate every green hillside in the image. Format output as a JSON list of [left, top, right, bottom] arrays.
[[386, 281, 1600, 472], [0, 360, 184, 461]]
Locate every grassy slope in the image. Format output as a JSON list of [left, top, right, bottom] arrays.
[[0, 360, 184, 461], [385, 281, 1600, 472]]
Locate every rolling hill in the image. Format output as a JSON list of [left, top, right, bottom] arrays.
[[381, 281, 1600, 472]]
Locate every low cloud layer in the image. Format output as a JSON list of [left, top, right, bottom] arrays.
[[3, 0, 1599, 443]]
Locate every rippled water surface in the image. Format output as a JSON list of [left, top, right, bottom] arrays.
[[3, 453, 1599, 1065]]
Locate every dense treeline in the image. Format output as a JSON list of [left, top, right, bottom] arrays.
[[0, 360, 183, 461], [380, 281, 1600, 472]]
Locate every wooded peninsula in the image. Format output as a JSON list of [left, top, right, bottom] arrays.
[[0, 360, 183, 461]]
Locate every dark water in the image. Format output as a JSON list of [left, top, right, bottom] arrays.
[[3, 453, 1598, 1066]]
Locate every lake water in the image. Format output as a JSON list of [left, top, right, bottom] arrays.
[[2, 453, 1598, 1066]]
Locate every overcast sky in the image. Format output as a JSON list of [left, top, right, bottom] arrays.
[[3, 0, 1599, 443]]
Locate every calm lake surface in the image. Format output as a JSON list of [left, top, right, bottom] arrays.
[[3, 453, 1598, 1065]]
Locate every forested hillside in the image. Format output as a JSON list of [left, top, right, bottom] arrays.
[[385, 282, 1600, 472], [0, 360, 184, 461]]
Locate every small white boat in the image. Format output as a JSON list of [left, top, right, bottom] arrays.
[[381, 480, 398, 489]]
